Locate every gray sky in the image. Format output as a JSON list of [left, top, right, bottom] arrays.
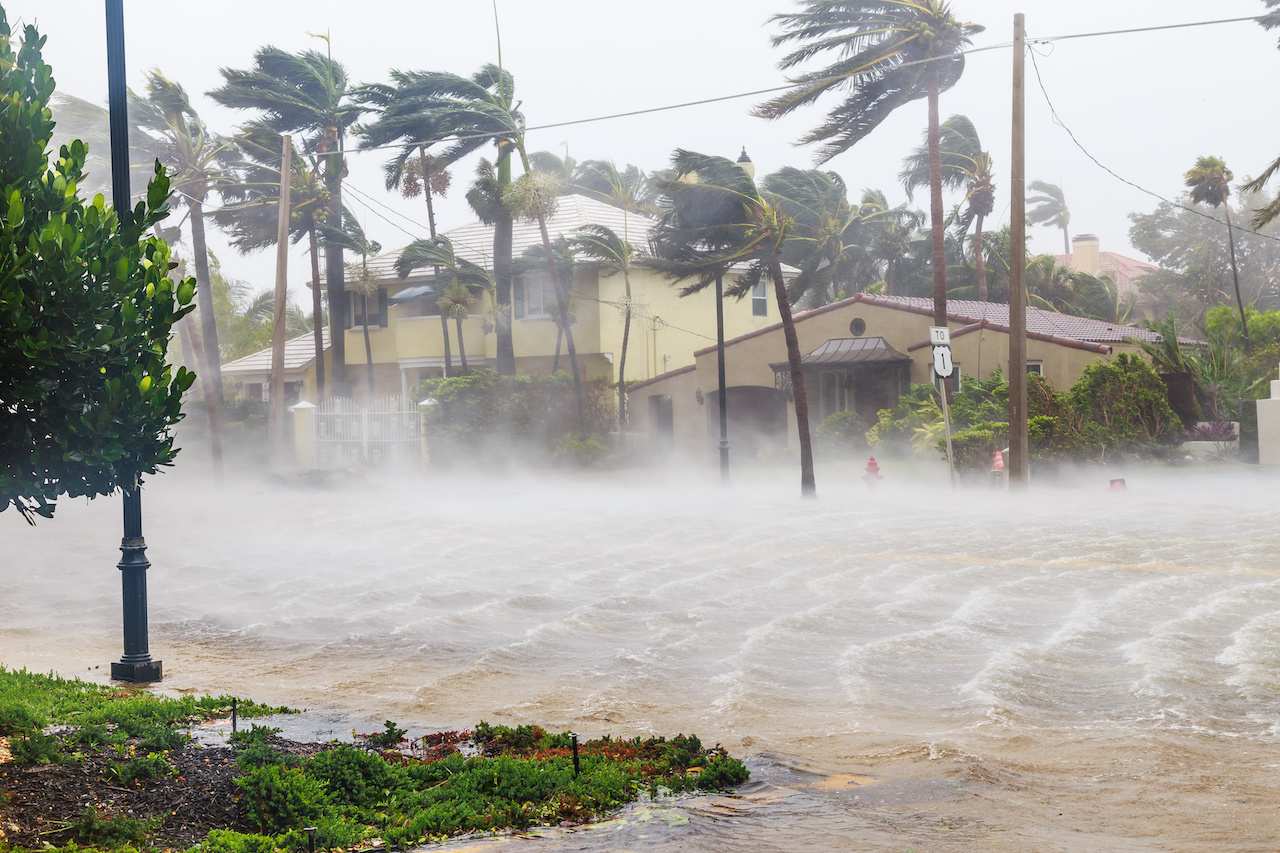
[[14, 1, 1280, 301]]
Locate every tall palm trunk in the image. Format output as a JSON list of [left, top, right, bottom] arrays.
[[1223, 204, 1250, 349], [536, 213, 584, 435], [188, 198, 223, 402], [770, 253, 815, 497], [361, 293, 374, 400], [181, 314, 224, 485], [439, 311, 454, 378], [494, 147, 516, 375], [974, 214, 988, 302], [927, 70, 947, 329], [323, 131, 346, 392], [308, 224, 326, 399], [618, 301, 632, 443], [455, 313, 469, 373]]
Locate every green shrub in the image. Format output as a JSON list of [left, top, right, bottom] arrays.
[[230, 723, 283, 748], [105, 752, 172, 785], [815, 410, 871, 453], [358, 720, 406, 749], [307, 745, 402, 808], [236, 765, 329, 834], [0, 702, 43, 735], [237, 741, 298, 770], [1070, 353, 1182, 449], [71, 807, 152, 846], [198, 829, 279, 853], [11, 728, 63, 765]]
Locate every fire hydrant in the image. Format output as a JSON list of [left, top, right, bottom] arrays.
[[863, 456, 884, 485]]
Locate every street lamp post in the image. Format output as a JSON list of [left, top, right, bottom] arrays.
[[106, 0, 161, 683]]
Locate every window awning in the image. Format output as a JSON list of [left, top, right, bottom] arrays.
[[387, 284, 433, 305], [770, 337, 911, 371]]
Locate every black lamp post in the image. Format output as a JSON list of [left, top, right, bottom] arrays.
[[105, 0, 161, 684]]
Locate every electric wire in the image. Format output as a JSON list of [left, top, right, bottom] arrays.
[[1026, 44, 1280, 246]]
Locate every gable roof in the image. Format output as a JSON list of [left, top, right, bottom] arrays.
[[221, 329, 329, 374], [361, 195, 659, 283]]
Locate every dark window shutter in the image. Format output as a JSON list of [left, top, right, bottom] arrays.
[[343, 293, 352, 330], [514, 277, 525, 319], [378, 288, 388, 327]]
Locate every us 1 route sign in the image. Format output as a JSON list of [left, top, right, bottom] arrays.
[[930, 326, 954, 378]]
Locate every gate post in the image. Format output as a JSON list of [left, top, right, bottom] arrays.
[[290, 401, 316, 469]]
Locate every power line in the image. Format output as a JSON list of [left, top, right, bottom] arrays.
[[1029, 15, 1266, 46], [1026, 44, 1280, 246]]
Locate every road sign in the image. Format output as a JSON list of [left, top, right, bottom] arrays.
[[929, 326, 951, 346], [933, 344, 954, 378]]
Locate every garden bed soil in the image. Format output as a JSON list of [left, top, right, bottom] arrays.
[[0, 733, 329, 849]]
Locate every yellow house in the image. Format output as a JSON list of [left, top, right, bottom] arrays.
[[321, 194, 783, 404], [627, 293, 1178, 459]]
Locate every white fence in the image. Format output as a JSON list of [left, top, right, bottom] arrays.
[[307, 396, 421, 469]]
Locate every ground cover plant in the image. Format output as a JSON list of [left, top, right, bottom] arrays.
[[0, 668, 749, 852]]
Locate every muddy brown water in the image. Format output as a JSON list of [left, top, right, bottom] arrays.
[[3, 463, 1278, 851]]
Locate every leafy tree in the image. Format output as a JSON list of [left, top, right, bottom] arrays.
[[1185, 155, 1249, 347], [755, 0, 984, 329], [648, 150, 817, 497], [322, 219, 382, 399], [1, 14, 195, 521], [900, 115, 995, 300], [569, 223, 638, 438], [1026, 180, 1071, 254], [209, 39, 368, 393], [1248, 2, 1280, 228], [395, 236, 495, 375]]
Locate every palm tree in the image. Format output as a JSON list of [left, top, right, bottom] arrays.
[[569, 222, 638, 437], [209, 39, 368, 393], [1185, 156, 1249, 348], [901, 115, 995, 300], [367, 66, 524, 376], [1027, 181, 1071, 254], [320, 217, 382, 399], [648, 150, 816, 497], [763, 168, 892, 305], [395, 236, 496, 376], [215, 121, 334, 399], [755, 0, 984, 329], [566, 160, 648, 441]]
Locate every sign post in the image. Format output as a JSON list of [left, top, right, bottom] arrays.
[[930, 327, 957, 489]]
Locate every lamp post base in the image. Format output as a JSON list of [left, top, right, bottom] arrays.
[[111, 660, 162, 683]]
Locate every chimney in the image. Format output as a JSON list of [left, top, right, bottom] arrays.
[[1071, 234, 1100, 277]]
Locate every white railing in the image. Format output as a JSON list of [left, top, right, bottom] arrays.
[[310, 396, 421, 469]]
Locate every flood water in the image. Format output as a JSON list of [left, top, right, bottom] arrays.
[[4, 461, 1280, 852]]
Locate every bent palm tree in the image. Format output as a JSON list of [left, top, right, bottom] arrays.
[[216, 121, 334, 399], [1185, 155, 1249, 348], [1027, 180, 1071, 254], [210, 40, 367, 392], [648, 150, 816, 497], [395, 236, 496, 376], [569, 222, 638, 437], [755, 0, 983, 330], [901, 115, 995, 300]]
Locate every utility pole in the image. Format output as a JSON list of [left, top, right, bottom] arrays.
[[715, 273, 729, 483], [268, 134, 293, 469], [1008, 13, 1029, 488], [106, 0, 161, 683]]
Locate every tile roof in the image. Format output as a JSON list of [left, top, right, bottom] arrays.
[[692, 293, 1201, 359], [221, 329, 329, 374], [1055, 250, 1159, 296]]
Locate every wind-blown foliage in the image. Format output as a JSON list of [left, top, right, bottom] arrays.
[[1, 14, 195, 521], [395, 236, 495, 374], [1027, 180, 1071, 254], [1185, 155, 1249, 346], [648, 150, 817, 496], [209, 41, 368, 392]]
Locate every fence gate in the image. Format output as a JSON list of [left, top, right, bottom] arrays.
[[310, 396, 421, 469]]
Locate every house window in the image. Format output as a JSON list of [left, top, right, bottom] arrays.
[[345, 288, 388, 329], [821, 372, 847, 418], [752, 280, 768, 317], [515, 273, 555, 319], [1027, 362, 1044, 376]]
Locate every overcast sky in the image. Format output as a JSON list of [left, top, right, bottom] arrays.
[[13, 1, 1280, 302]]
